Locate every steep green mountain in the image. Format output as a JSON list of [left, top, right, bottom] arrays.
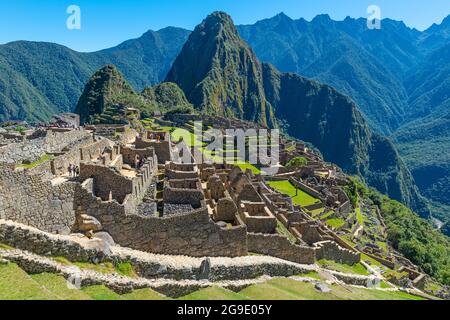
[[76, 65, 191, 123], [262, 65, 428, 216], [403, 43, 450, 122], [0, 27, 190, 123], [349, 177, 450, 285], [166, 11, 429, 217], [417, 15, 450, 55], [237, 14, 421, 134], [393, 46, 450, 219], [1, 11, 447, 220], [393, 41, 450, 223], [0, 41, 95, 122], [75, 65, 136, 124], [236, 12, 450, 222], [0, 55, 57, 122], [165, 12, 275, 127], [141, 82, 193, 112]]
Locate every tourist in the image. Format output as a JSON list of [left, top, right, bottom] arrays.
[[135, 155, 140, 169], [67, 164, 73, 177], [75, 166, 80, 177]]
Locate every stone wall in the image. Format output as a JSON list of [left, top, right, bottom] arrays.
[[247, 233, 316, 265], [239, 202, 277, 234], [79, 139, 111, 162], [0, 138, 46, 164], [121, 145, 156, 166], [79, 161, 155, 205], [314, 240, 361, 265], [0, 220, 109, 262], [76, 183, 248, 257], [0, 129, 92, 165], [163, 179, 205, 208], [0, 163, 76, 234], [135, 137, 172, 164], [80, 164, 132, 203], [166, 162, 199, 180], [289, 177, 323, 200]]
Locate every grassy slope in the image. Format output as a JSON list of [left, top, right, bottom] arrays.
[[30, 273, 92, 300], [239, 278, 423, 300], [0, 262, 426, 300], [267, 180, 320, 207], [0, 264, 58, 300], [179, 287, 247, 300]]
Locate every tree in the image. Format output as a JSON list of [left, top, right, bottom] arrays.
[[286, 156, 308, 169]]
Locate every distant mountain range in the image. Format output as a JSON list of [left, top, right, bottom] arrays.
[[236, 13, 450, 223], [0, 27, 190, 123], [1, 11, 449, 223]]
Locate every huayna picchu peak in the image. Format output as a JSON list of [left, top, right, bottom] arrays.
[[166, 12, 276, 127]]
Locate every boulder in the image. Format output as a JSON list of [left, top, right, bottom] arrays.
[[93, 232, 115, 246], [315, 283, 331, 293], [77, 214, 102, 232], [197, 258, 211, 280]]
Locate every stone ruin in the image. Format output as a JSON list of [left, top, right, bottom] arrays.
[[0, 123, 362, 266]]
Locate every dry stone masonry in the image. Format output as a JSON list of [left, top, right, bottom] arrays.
[[0, 121, 370, 284]]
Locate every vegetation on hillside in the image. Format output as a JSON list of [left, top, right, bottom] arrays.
[[166, 11, 276, 127], [346, 177, 450, 285], [75, 66, 191, 124]]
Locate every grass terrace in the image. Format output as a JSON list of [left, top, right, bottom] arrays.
[[276, 221, 297, 243], [267, 180, 321, 207], [51, 257, 137, 278], [318, 259, 370, 276], [0, 262, 426, 300], [16, 154, 54, 169], [325, 218, 346, 229]]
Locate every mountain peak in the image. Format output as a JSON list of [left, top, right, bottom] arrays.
[[166, 11, 273, 126], [275, 12, 292, 20], [75, 65, 134, 124], [312, 14, 332, 23], [441, 14, 450, 26], [204, 11, 235, 26]]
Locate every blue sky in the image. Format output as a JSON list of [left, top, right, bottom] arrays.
[[1, 0, 449, 52]]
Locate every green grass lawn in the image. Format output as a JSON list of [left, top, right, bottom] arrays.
[[0, 263, 58, 300], [51, 257, 137, 278], [340, 234, 357, 248], [267, 180, 320, 207], [0, 243, 14, 250], [318, 210, 335, 220], [318, 259, 370, 276], [276, 221, 297, 243], [81, 285, 121, 300], [295, 271, 323, 280], [239, 278, 423, 300], [356, 205, 364, 225], [30, 273, 92, 300], [179, 287, 247, 300], [236, 163, 261, 174], [171, 128, 203, 147], [16, 154, 54, 169], [121, 288, 170, 300], [307, 207, 326, 217], [0, 263, 426, 300], [326, 218, 346, 229]]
